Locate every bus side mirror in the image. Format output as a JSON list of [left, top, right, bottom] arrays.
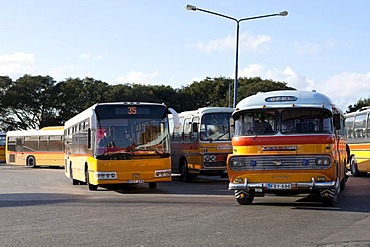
[[333, 114, 341, 130]]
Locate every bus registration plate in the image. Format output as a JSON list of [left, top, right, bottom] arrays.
[[267, 183, 291, 190], [128, 179, 144, 184]]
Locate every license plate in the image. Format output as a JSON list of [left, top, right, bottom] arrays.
[[128, 179, 144, 184], [267, 183, 292, 190]]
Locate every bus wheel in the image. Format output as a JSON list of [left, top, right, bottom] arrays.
[[26, 156, 36, 168], [350, 157, 367, 177], [85, 168, 98, 191], [181, 159, 191, 183], [148, 182, 157, 189], [70, 163, 79, 185], [235, 190, 254, 205]]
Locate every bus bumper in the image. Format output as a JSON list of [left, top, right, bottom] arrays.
[[228, 177, 336, 190]]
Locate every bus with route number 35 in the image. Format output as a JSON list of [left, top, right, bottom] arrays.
[[64, 102, 178, 191]]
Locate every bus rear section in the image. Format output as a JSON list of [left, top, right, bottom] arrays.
[[227, 90, 348, 206], [64, 102, 175, 190], [345, 107, 370, 177], [5, 128, 64, 168], [170, 107, 234, 182]]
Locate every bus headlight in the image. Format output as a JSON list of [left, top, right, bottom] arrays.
[[95, 172, 117, 180], [204, 155, 217, 162], [316, 157, 331, 166], [229, 158, 243, 168], [154, 169, 171, 177]]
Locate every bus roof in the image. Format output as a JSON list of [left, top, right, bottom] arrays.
[[344, 106, 370, 118], [177, 107, 234, 118], [235, 90, 336, 113], [6, 129, 64, 137]]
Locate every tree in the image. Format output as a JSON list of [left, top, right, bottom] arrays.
[[1, 75, 58, 130]]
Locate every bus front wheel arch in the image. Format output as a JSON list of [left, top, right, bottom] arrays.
[[26, 156, 36, 168]]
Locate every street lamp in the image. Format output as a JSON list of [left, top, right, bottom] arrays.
[[186, 4, 288, 108]]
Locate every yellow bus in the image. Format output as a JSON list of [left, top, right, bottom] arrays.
[[6, 127, 64, 168], [0, 132, 6, 163], [64, 102, 178, 191], [345, 106, 370, 176], [170, 107, 234, 182], [227, 90, 348, 206]]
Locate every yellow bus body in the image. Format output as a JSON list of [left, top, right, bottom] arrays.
[[227, 90, 348, 206], [5, 128, 64, 168], [170, 107, 234, 181]]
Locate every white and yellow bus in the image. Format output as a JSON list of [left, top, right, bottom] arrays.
[[0, 132, 6, 163], [345, 106, 370, 176], [6, 127, 64, 167], [64, 102, 178, 190], [170, 107, 234, 182], [227, 90, 348, 206]]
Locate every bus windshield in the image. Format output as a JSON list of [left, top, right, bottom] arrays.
[[200, 113, 232, 141], [234, 109, 333, 136], [95, 118, 169, 159]]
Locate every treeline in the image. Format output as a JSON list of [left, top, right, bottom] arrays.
[[3, 74, 367, 131]]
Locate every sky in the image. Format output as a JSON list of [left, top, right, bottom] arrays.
[[1, 1, 370, 112]]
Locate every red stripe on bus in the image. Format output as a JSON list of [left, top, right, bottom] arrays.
[[233, 135, 336, 146]]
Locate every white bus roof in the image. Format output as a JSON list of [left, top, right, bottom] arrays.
[[235, 90, 336, 113], [6, 129, 64, 137], [344, 106, 370, 118], [177, 107, 234, 118]]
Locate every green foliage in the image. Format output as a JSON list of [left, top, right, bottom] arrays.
[[6, 74, 360, 131]]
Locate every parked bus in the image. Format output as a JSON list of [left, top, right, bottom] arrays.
[[227, 90, 348, 206], [6, 127, 64, 167], [64, 102, 178, 190], [345, 106, 370, 176], [0, 132, 6, 163], [170, 107, 234, 182]]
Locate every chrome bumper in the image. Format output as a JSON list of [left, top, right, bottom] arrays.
[[228, 177, 336, 190]]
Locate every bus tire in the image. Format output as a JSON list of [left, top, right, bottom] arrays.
[[148, 182, 157, 189], [70, 163, 79, 185], [85, 167, 98, 191], [350, 157, 367, 177], [26, 156, 36, 168], [181, 159, 191, 183], [235, 190, 254, 205]]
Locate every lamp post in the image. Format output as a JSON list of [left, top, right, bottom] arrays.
[[186, 4, 288, 108]]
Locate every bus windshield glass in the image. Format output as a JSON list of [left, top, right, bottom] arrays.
[[234, 109, 333, 136], [281, 109, 333, 134], [94, 105, 169, 159], [200, 113, 232, 141]]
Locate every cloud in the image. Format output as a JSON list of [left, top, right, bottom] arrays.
[[197, 32, 272, 54], [114, 71, 160, 85], [0, 52, 35, 77], [238, 63, 370, 111]]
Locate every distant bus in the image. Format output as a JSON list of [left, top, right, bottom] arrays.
[[227, 90, 348, 206], [64, 102, 177, 190], [345, 106, 370, 176], [170, 107, 234, 182], [0, 132, 6, 163], [6, 127, 64, 167]]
